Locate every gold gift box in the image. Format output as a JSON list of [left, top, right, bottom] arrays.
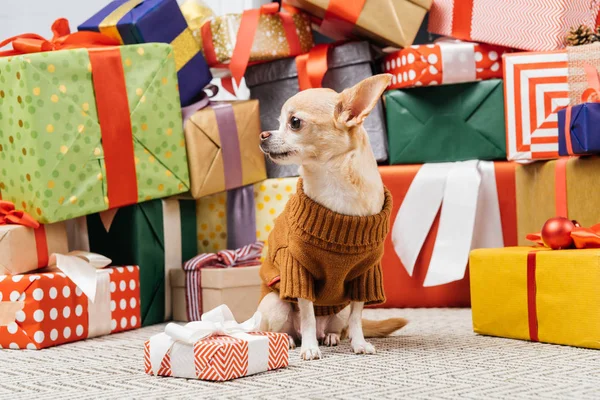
[[471, 246, 600, 349], [284, 0, 431, 48], [170, 266, 262, 322], [184, 100, 266, 198], [200, 12, 314, 64], [516, 157, 600, 245]]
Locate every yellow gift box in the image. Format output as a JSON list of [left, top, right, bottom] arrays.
[[197, 178, 298, 258], [470, 246, 600, 349]]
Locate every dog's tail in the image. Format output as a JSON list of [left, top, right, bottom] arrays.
[[362, 318, 408, 338]]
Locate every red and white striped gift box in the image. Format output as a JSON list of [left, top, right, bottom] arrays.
[[503, 51, 569, 162], [145, 331, 288, 381], [145, 306, 289, 382], [428, 0, 600, 52], [382, 41, 510, 90]]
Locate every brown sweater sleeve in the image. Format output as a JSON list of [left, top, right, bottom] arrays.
[[276, 248, 316, 303], [346, 263, 386, 305]]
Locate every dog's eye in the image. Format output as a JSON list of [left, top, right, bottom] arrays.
[[289, 116, 302, 131]]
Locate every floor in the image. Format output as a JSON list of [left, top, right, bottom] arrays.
[[1, 308, 599, 400]]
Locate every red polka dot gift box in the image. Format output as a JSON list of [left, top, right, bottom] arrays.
[[382, 41, 510, 90], [0, 264, 141, 350]]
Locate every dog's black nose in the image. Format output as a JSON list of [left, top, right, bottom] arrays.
[[260, 131, 271, 141]]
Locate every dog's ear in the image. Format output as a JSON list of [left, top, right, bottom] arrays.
[[335, 74, 392, 128]]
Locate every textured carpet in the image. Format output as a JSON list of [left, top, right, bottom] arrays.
[[1, 308, 600, 400]]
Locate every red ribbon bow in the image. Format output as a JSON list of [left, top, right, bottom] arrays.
[[527, 223, 600, 249], [183, 242, 264, 270], [0, 18, 120, 57], [0, 201, 40, 228]]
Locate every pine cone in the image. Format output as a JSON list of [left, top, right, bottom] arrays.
[[566, 25, 597, 46]]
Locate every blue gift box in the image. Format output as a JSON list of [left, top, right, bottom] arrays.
[[78, 0, 212, 106], [558, 102, 600, 156]]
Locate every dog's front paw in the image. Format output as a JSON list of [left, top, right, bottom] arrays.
[[300, 343, 322, 360], [351, 339, 376, 355], [323, 333, 340, 347]]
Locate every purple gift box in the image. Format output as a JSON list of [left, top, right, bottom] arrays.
[[78, 0, 212, 106], [558, 102, 600, 156]]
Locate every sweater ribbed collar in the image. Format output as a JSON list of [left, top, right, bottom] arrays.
[[286, 178, 393, 248]]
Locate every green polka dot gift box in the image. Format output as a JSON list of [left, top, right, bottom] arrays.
[[0, 42, 190, 224]]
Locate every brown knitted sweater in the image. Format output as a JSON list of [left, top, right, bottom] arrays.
[[260, 179, 392, 316]]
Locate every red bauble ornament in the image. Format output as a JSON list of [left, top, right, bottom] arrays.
[[541, 217, 575, 249]]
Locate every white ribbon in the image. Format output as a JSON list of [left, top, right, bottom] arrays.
[[162, 199, 182, 321], [48, 251, 112, 302], [392, 161, 504, 287], [149, 305, 267, 378], [87, 269, 112, 338], [435, 38, 477, 85]]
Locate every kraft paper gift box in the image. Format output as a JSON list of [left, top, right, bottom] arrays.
[[66, 198, 197, 326], [557, 61, 600, 157], [0, 201, 68, 275], [78, 0, 212, 106], [197, 177, 298, 256], [428, 0, 600, 52], [145, 305, 289, 381], [246, 41, 388, 178], [0, 254, 141, 350], [470, 247, 600, 349], [283, 0, 432, 48], [373, 163, 517, 308], [171, 266, 262, 323], [504, 41, 600, 162], [385, 80, 506, 164], [515, 157, 600, 246], [0, 41, 190, 224], [182, 99, 266, 198], [382, 41, 509, 90]]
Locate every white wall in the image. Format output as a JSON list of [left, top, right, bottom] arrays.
[[1, 0, 111, 39]]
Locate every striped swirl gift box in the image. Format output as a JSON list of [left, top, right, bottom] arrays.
[[145, 305, 288, 381], [503, 51, 569, 162], [504, 43, 600, 162]]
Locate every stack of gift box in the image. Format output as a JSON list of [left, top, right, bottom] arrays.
[[1, 0, 600, 378]]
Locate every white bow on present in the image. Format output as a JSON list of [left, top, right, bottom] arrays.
[[48, 251, 115, 338], [149, 305, 267, 379], [48, 251, 112, 302], [392, 160, 504, 287]]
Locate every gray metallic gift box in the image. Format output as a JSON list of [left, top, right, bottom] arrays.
[[245, 41, 389, 178]]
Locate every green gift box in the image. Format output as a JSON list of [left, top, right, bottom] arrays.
[[0, 43, 190, 224], [385, 79, 506, 164], [66, 198, 197, 325]]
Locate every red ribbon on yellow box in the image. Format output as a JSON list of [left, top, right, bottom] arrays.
[[202, 3, 302, 85], [0, 19, 138, 211], [0, 201, 49, 268], [526, 218, 600, 342]]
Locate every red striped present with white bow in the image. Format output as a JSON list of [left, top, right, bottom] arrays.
[[144, 305, 289, 381]]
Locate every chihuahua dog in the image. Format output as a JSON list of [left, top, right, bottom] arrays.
[[257, 74, 407, 360]]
